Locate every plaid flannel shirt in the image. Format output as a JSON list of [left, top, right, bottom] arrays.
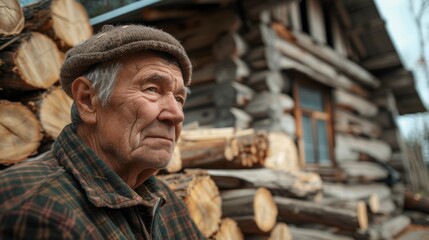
[[0, 124, 205, 240]]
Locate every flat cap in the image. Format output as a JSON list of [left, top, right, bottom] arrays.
[[60, 24, 192, 97]]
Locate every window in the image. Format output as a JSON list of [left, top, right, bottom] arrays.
[[294, 80, 334, 166]]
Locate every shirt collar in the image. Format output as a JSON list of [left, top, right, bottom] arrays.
[[53, 124, 166, 209]]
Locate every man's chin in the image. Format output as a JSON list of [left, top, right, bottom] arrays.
[[133, 151, 172, 169]]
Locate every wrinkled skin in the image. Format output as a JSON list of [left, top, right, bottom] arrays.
[[72, 52, 187, 188]]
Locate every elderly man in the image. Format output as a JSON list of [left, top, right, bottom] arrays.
[[0, 25, 205, 239]]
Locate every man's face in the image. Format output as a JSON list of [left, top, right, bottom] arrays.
[[94, 52, 186, 172]]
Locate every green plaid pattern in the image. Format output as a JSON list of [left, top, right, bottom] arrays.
[[0, 124, 205, 240]]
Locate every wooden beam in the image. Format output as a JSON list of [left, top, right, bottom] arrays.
[[198, 168, 322, 199], [323, 183, 391, 201], [362, 52, 401, 71], [335, 109, 381, 138], [272, 23, 380, 88], [335, 133, 392, 162], [308, 0, 326, 44], [334, 89, 378, 117], [275, 196, 368, 231], [289, 226, 353, 240]]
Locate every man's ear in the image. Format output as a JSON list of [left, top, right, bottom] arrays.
[[71, 77, 98, 124]]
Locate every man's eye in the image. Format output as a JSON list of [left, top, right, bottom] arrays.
[[176, 97, 185, 105], [146, 87, 158, 93]]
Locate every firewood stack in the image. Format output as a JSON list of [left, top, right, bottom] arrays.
[[0, 0, 92, 166], [158, 125, 324, 238]]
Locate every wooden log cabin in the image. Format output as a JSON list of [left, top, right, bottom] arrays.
[[1, 0, 428, 238], [81, 0, 425, 182]]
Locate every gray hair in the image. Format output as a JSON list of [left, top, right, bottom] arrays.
[[70, 61, 122, 125]]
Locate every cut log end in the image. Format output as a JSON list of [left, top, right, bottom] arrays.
[[270, 223, 292, 240], [213, 218, 244, 240], [39, 86, 72, 139], [160, 173, 222, 238], [254, 187, 278, 232], [165, 146, 182, 173], [186, 175, 222, 237], [0, 0, 24, 36], [368, 193, 380, 214], [357, 201, 368, 231], [0, 100, 42, 164], [15, 32, 63, 90], [51, 0, 93, 48]]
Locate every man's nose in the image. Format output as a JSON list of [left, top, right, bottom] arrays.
[[159, 94, 185, 125]]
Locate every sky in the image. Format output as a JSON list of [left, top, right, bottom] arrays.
[[375, 0, 429, 139]]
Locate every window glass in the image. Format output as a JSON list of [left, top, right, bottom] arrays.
[[317, 120, 330, 162], [299, 85, 323, 111], [302, 115, 315, 163]]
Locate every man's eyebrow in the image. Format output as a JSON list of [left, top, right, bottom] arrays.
[[176, 86, 189, 99], [140, 72, 188, 97]]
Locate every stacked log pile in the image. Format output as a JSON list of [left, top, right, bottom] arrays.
[[0, 0, 92, 166]]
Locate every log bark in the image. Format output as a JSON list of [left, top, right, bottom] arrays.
[[288, 226, 353, 240], [213, 218, 244, 240], [24, 0, 92, 51], [364, 215, 410, 240], [377, 197, 396, 215], [275, 196, 368, 231], [215, 56, 250, 83], [260, 24, 362, 92], [263, 132, 299, 172], [199, 168, 322, 199], [335, 134, 392, 162], [190, 62, 216, 86], [246, 70, 287, 93], [221, 188, 278, 233], [188, 47, 216, 70], [404, 191, 429, 214], [183, 105, 216, 126], [272, 23, 379, 88], [213, 32, 247, 60], [0, 100, 42, 165], [158, 172, 221, 238], [321, 197, 379, 216], [244, 223, 292, 240], [178, 128, 268, 169], [334, 89, 378, 117], [338, 161, 388, 182], [0, 32, 63, 91], [159, 10, 241, 51], [25, 86, 72, 140], [185, 82, 254, 109], [184, 107, 252, 128], [251, 113, 296, 137], [244, 91, 294, 119], [0, 0, 24, 37], [213, 82, 254, 107], [184, 83, 216, 110], [335, 110, 381, 138], [323, 183, 391, 201]]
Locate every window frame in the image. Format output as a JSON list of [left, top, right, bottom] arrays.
[[293, 75, 336, 167]]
